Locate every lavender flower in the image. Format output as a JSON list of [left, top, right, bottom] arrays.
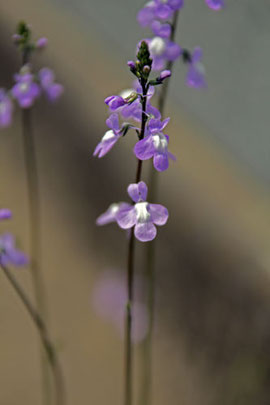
[[93, 113, 128, 158], [137, 0, 184, 28], [0, 233, 28, 267], [12, 67, 40, 108], [0, 90, 13, 128], [96, 202, 130, 225], [134, 117, 175, 171], [151, 21, 171, 38], [115, 181, 168, 242], [39, 68, 63, 102], [186, 47, 207, 88], [0, 209, 12, 220], [205, 0, 224, 10]]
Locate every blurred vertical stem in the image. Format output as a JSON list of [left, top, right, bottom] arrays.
[[124, 80, 148, 405], [0, 263, 65, 405], [140, 10, 180, 405], [22, 50, 51, 405]]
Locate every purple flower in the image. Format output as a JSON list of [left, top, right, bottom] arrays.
[[93, 113, 124, 158], [39, 68, 63, 102], [205, 0, 224, 10], [96, 202, 130, 225], [105, 95, 126, 111], [137, 0, 184, 28], [115, 181, 168, 242], [151, 20, 171, 38], [134, 117, 175, 172], [92, 270, 148, 343], [146, 37, 182, 71], [0, 233, 28, 267], [186, 47, 207, 88], [0, 90, 13, 128], [36, 37, 48, 49], [0, 209, 12, 221], [12, 68, 40, 108]]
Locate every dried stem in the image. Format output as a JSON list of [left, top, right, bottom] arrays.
[[140, 10, 180, 405], [0, 263, 65, 405]]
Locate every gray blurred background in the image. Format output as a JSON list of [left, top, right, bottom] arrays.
[[1, 0, 270, 404]]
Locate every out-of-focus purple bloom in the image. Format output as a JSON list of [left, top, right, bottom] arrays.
[[96, 202, 130, 226], [0, 209, 12, 221], [137, 0, 184, 28], [105, 95, 126, 111], [0, 90, 13, 128], [115, 181, 168, 242], [134, 118, 175, 172], [92, 270, 148, 343], [93, 113, 124, 158], [0, 233, 28, 267], [146, 37, 181, 70], [12, 68, 40, 108], [36, 37, 48, 49], [39, 68, 63, 102], [205, 0, 224, 10], [151, 21, 171, 38], [186, 47, 207, 88]]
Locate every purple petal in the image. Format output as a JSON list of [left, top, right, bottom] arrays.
[[116, 206, 137, 229], [165, 42, 182, 61], [39, 68, 54, 87], [205, 0, 224, 10], [146, 104, 161, 120], [134, 135, 155, 161], [153, 152, 169, 172], [169, 0, 184, 10], [93, 131, 119, 158], [149, 204, 168, 226], [137, 6, 155, 27], [154, 4, 173, 20], [106, 113, 119, 131], [45, 83, 63, 102], [134, 222, 157, 242], [151, 21, 171, 38], [0, 209, 12, 220], [127, 182, 148, 203], [192, 47, 203, 63]]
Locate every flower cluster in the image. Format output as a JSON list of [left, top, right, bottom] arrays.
[[137, 0, 224, 88], [94, 42, 171, 242], [0, 209, 28, 267], [0, 22, 63, 129]]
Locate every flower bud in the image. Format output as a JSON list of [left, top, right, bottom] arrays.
[[159, 70, 171, 80]]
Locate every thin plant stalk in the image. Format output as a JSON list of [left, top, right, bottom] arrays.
[[22, 49, 51, 405], [124, 80, 148, 405], [140, 10, 180, 405], [0, 263, 65, 405]]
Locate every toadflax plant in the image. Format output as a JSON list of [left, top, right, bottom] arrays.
[[94, 40, 172, 405], [0, 21, 64, 405], [95, 1, 225, 405]]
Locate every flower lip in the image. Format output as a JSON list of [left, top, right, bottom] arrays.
[[152, 132, 168, 152], [135, 202, 151, 223], [149, 37, 166, 56]]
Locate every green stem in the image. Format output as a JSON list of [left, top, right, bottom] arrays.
[[22, 50, 51, 405], [124, 81, 148, 405], [140, 10, 180, 405], [0, 264, 66, 405]]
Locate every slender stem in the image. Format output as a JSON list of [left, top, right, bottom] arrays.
[[124, 81, 148, 405], [22, 51, 51, 405], [0, 264, 65, 405], [140, 11, 180, 405]]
